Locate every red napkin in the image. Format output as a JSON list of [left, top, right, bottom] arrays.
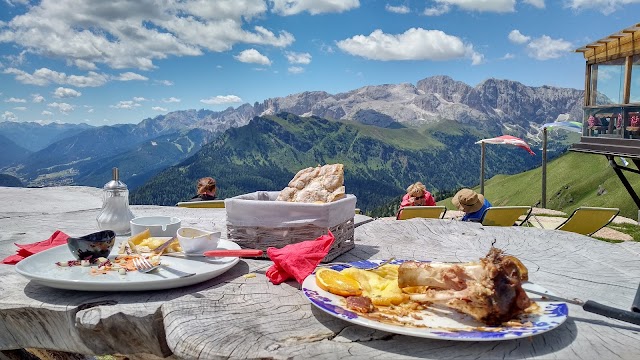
[[1, 230, 69, 265], [266, 231, 335, 285]]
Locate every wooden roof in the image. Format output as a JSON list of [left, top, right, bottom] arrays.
[[575, 23, 640, 63]]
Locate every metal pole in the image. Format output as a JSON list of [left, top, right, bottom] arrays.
[[542, 127, 547, 209], [480, 142, 485, 195]]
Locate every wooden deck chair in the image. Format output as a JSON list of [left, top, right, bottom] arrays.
[[396, 206, 447, 220], [555, 207, 619, 236], [480, 206, 532, 226], [176, 200, 226, 208]]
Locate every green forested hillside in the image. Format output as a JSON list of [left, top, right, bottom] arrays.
[[131, 113, 554, 210], [439, 152, 639, 219]]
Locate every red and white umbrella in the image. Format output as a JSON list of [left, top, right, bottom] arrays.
[[475, 135, 536, 156]]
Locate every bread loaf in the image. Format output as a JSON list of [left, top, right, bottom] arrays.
[[276, 164, 345, 203]]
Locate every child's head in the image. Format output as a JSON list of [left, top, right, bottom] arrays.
[[197, 177, 216, 195]]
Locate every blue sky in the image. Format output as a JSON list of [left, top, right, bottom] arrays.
[[1, 0, 639, 126]]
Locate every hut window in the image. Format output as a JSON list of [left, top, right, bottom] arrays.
[[590, 58, 625, 105], [631, 54, 640, 104]]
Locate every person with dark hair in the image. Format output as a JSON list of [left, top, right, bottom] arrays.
[[190, 177, 217, 201]]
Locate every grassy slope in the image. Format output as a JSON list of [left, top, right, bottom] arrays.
[[439, 151, 640, 220]]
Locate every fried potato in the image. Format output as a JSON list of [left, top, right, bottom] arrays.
[[341, 265, 407, 306], [128, 229, 151, 247], [125, 229, 182, 253]]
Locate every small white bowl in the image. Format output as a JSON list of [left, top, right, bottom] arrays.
[[177, 227, 221, 255], [130, 216, 181, 237]]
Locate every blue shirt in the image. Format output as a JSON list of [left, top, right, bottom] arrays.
[[461, 199, 492, 222]]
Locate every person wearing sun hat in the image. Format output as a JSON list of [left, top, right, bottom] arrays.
[[452, 188, 492, 222]]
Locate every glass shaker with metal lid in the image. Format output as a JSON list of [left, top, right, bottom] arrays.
[[96, 167, 135, 235]]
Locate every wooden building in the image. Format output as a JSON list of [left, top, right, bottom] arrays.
[[572, 23, 640, 209]]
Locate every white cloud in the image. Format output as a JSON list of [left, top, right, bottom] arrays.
[[501, 53, 515, 60], [47, 102, 74, 114], [285, 51, 312, 64], [423, 4, 450, 16], [526, 35, 573, 60], [3, 67, 108, 87], [272, 0, 360, 15], [425, 0, 516, 15], [133, 97, 147, 102], [111, 100, 141, 109], [5, 97, 26, 103], [162, 97, 181, 103], [155, 79, 173, 86], [337, 28, 482, 64], [288, 66, 304, 74], [152, 106, 168, 112], [200, 95, 243, 105], [566, 0, 640, 14], [31, 93, 45, 103], [0, 0, 294, 71], [385, 4, 410, 14], [68, 59, 97, 70], [41, 110, 53, 116], [115, 72, 149, 81], [234, 48, 271, 65], [53, 87, 81, 98], [2, 111, 17, 121], [523, 0, 545, 8], [508, 30, 531, 44], [13, 106, 27, 111]]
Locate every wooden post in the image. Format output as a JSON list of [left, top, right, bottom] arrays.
[[542, 127, 547, 209], [480, 142, 485, 195]]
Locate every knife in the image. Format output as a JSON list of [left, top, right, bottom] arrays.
[[152, 237, 178, 255], [526, 287, 640, 326], [203, 249, 263, 257]]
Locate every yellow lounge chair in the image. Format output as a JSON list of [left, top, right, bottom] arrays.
[[480, 206, 532, 226], [176, 200, 226, 208], [555, 207, 619, 236], [396, 206, 447, 220]]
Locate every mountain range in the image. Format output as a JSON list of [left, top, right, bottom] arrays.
[[0, 75, 584, 208]]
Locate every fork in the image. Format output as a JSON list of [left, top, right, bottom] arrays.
[[133, 257, 195, 278]]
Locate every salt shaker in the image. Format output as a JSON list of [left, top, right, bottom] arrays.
[[96, 167, 135, 235]]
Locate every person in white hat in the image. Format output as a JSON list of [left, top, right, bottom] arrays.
[[452, 188, 492, 222]]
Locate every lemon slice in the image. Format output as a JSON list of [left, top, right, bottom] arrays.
[[315, 268, 362, 297]]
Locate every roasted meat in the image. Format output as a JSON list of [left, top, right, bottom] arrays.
[[398, 248, 532, 325]]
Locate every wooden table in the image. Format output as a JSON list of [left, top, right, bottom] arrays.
[[2, 187, 640, 359]]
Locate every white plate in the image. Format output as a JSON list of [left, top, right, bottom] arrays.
[[302, 259, 568, 341], [15, 239, 241, 291]]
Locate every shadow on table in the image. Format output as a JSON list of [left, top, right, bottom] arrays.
[[311, 307, 581, 358]]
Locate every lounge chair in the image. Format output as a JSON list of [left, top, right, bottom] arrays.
[[396, 206, 447, 220], [480, 206, 532, 226], [176, 200, 226, 208], [554, 206, 619, 236]]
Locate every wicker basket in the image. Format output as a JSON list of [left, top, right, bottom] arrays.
[[227, 217, 354, 262], [225, 191, 356, 262]]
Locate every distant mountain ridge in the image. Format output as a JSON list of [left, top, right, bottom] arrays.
[[0, 75, 583, 188], [0, 121, 93, 152]]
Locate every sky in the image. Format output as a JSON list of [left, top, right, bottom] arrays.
[[1, 0, 639, 126]]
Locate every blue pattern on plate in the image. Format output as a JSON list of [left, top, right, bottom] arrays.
[[303, 259, 568, 341]]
